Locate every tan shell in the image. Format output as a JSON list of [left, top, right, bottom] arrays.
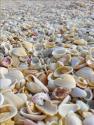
[[54, 74, 76, 89], [86, 55, 94, 69], [73, 39, 87, 46], [26, 75, 48, 93], [54, 66, 73, 77], [58, 103, 80, 117], [12, 47, 27, 57], [22, 41, 33, 52], [0, 104, 17, 123], [36, 100, 57, 116]]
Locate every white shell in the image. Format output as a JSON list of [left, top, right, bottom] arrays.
[[84, 88, 93, 101], [64, 112, 82, 125], [76, 100, 89, 111], [71, 87, 87, 98], [58, 103, 80, 117], [0, 78, 12, 89], [83, 115, 94, 125], [0, 93, 4, 106]]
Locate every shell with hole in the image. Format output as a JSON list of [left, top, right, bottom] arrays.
[[0, 104, 17, 123], [54, 74, 76, 90], [26, 75, 48, 93]]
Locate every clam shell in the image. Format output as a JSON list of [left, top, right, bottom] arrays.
[[3, 91, 27, 109], [26, 75, 48, 93], [12, 47, 27, 57], [52, 47, 67, 59], [22, 41, 33, 52], [0, 104, 17, 123], [73, 39, 87, 45], [83, 115, 94, 125], [64, 112, 82, 125], [54, 74, 76, 89], [20, 107, 46, 121], [0, 93, 4, 106], [58, 103, 80, 117], [71, 87, 87, 98], [54, 66, 73, 77], [0, 67, 8, 77], [36, 100, 57, 116]]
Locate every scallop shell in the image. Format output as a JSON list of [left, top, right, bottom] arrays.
[[0, 104, 17, 123], [58, 103, 80, 117], [54, 74, 76, 89], [64, 112, 82, 125], [52, 87, 70, 100], [52, 47, 67, 59], [35, 100, 57, 116], [0, 93, 4, 106], [54, 66, 73, 77], [12, 47, 27, 57], [83, 115, 94, 125], [26, 75, 48, 93], [71, 87, 87, 98], [3, 91, 27, 109], [73, 39, 87, 46]]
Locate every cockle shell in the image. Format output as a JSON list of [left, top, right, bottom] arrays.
[[54, 66, 73, 77], [12, 47, 27, 57], [52, 47, 67, 59], [73, 39, 87, 45], [20, 107, 46, 121], [0, 104, 17, 123], [26, 75, 48, 93], [52, 87, 70, 100], [64, 112, 82, 125], [76, 67, 94, 86], [58, 103, 80, 117], [0, 93, 4, 106], [83, 115, 94, 125], [3, 91, 27, 109], [71, 87, 87, 98], [54, 74, 76, 89], [35, 100, 57, 116]]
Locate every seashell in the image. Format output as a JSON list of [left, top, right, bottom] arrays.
[[11, 55, 20, 67], [71, 87, 87, 98], [84, 88, 93, 101], [54, 66, 73, 77], [64, 112, 82, 125], [12, 47, 27, 57], [76, 100, 89, 111], [0, 104, 17, 123], [1, 56, 12, 67], [26, 75, 48, 93], [0, 93, 4, 106], [20, 107, 46, 121], [59, 54, 71, 65], [24, 119, 37, 125], [61, 95, 71, 104], [31, 57, 42, 69], [86, 55, 94, 69], [52, 87, 70, 100], [22, 41, 33, 52], [52, 47, 67, 59], [83, 115, 94, 125], [37, 72, 48, 85], [76, 67, 94, 86], [32, 92, 50, 105], [35, 100, 57, 116], [73, 39, 87, 46], [89, 47, 94, 60], [87, 100, 94, 110], [54, 74, 76, 89], [0, 67, 8, 78], [58, 103, 80, 117], [69, 49, 80, 56], [3, 91, 27, 109]]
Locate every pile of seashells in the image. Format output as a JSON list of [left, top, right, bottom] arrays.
[[0, 23, 94, 125]]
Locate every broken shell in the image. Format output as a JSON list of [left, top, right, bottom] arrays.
[[36, 100, 57, 116], [64, 112, 82, 125], [76, 100, 89, 111], [54, 66, 73, 77], [58, 103, 80, 117], [84, 88, 93, 101], [54, 74, 76, 89], [71, 87, 87, 98], [3, 91, 27, 109], [76, 67, 94, 86], [52, 47, 67, 59], [73, 39, 87, 46], [83, 115, 94, 125], [26, 75, 48, 93], [0, 104, 17, 123], [12, 47, 27, 57], [52, 87, 70, 100], [20, 107, 46, 121], [0, 93, 4, 106]]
